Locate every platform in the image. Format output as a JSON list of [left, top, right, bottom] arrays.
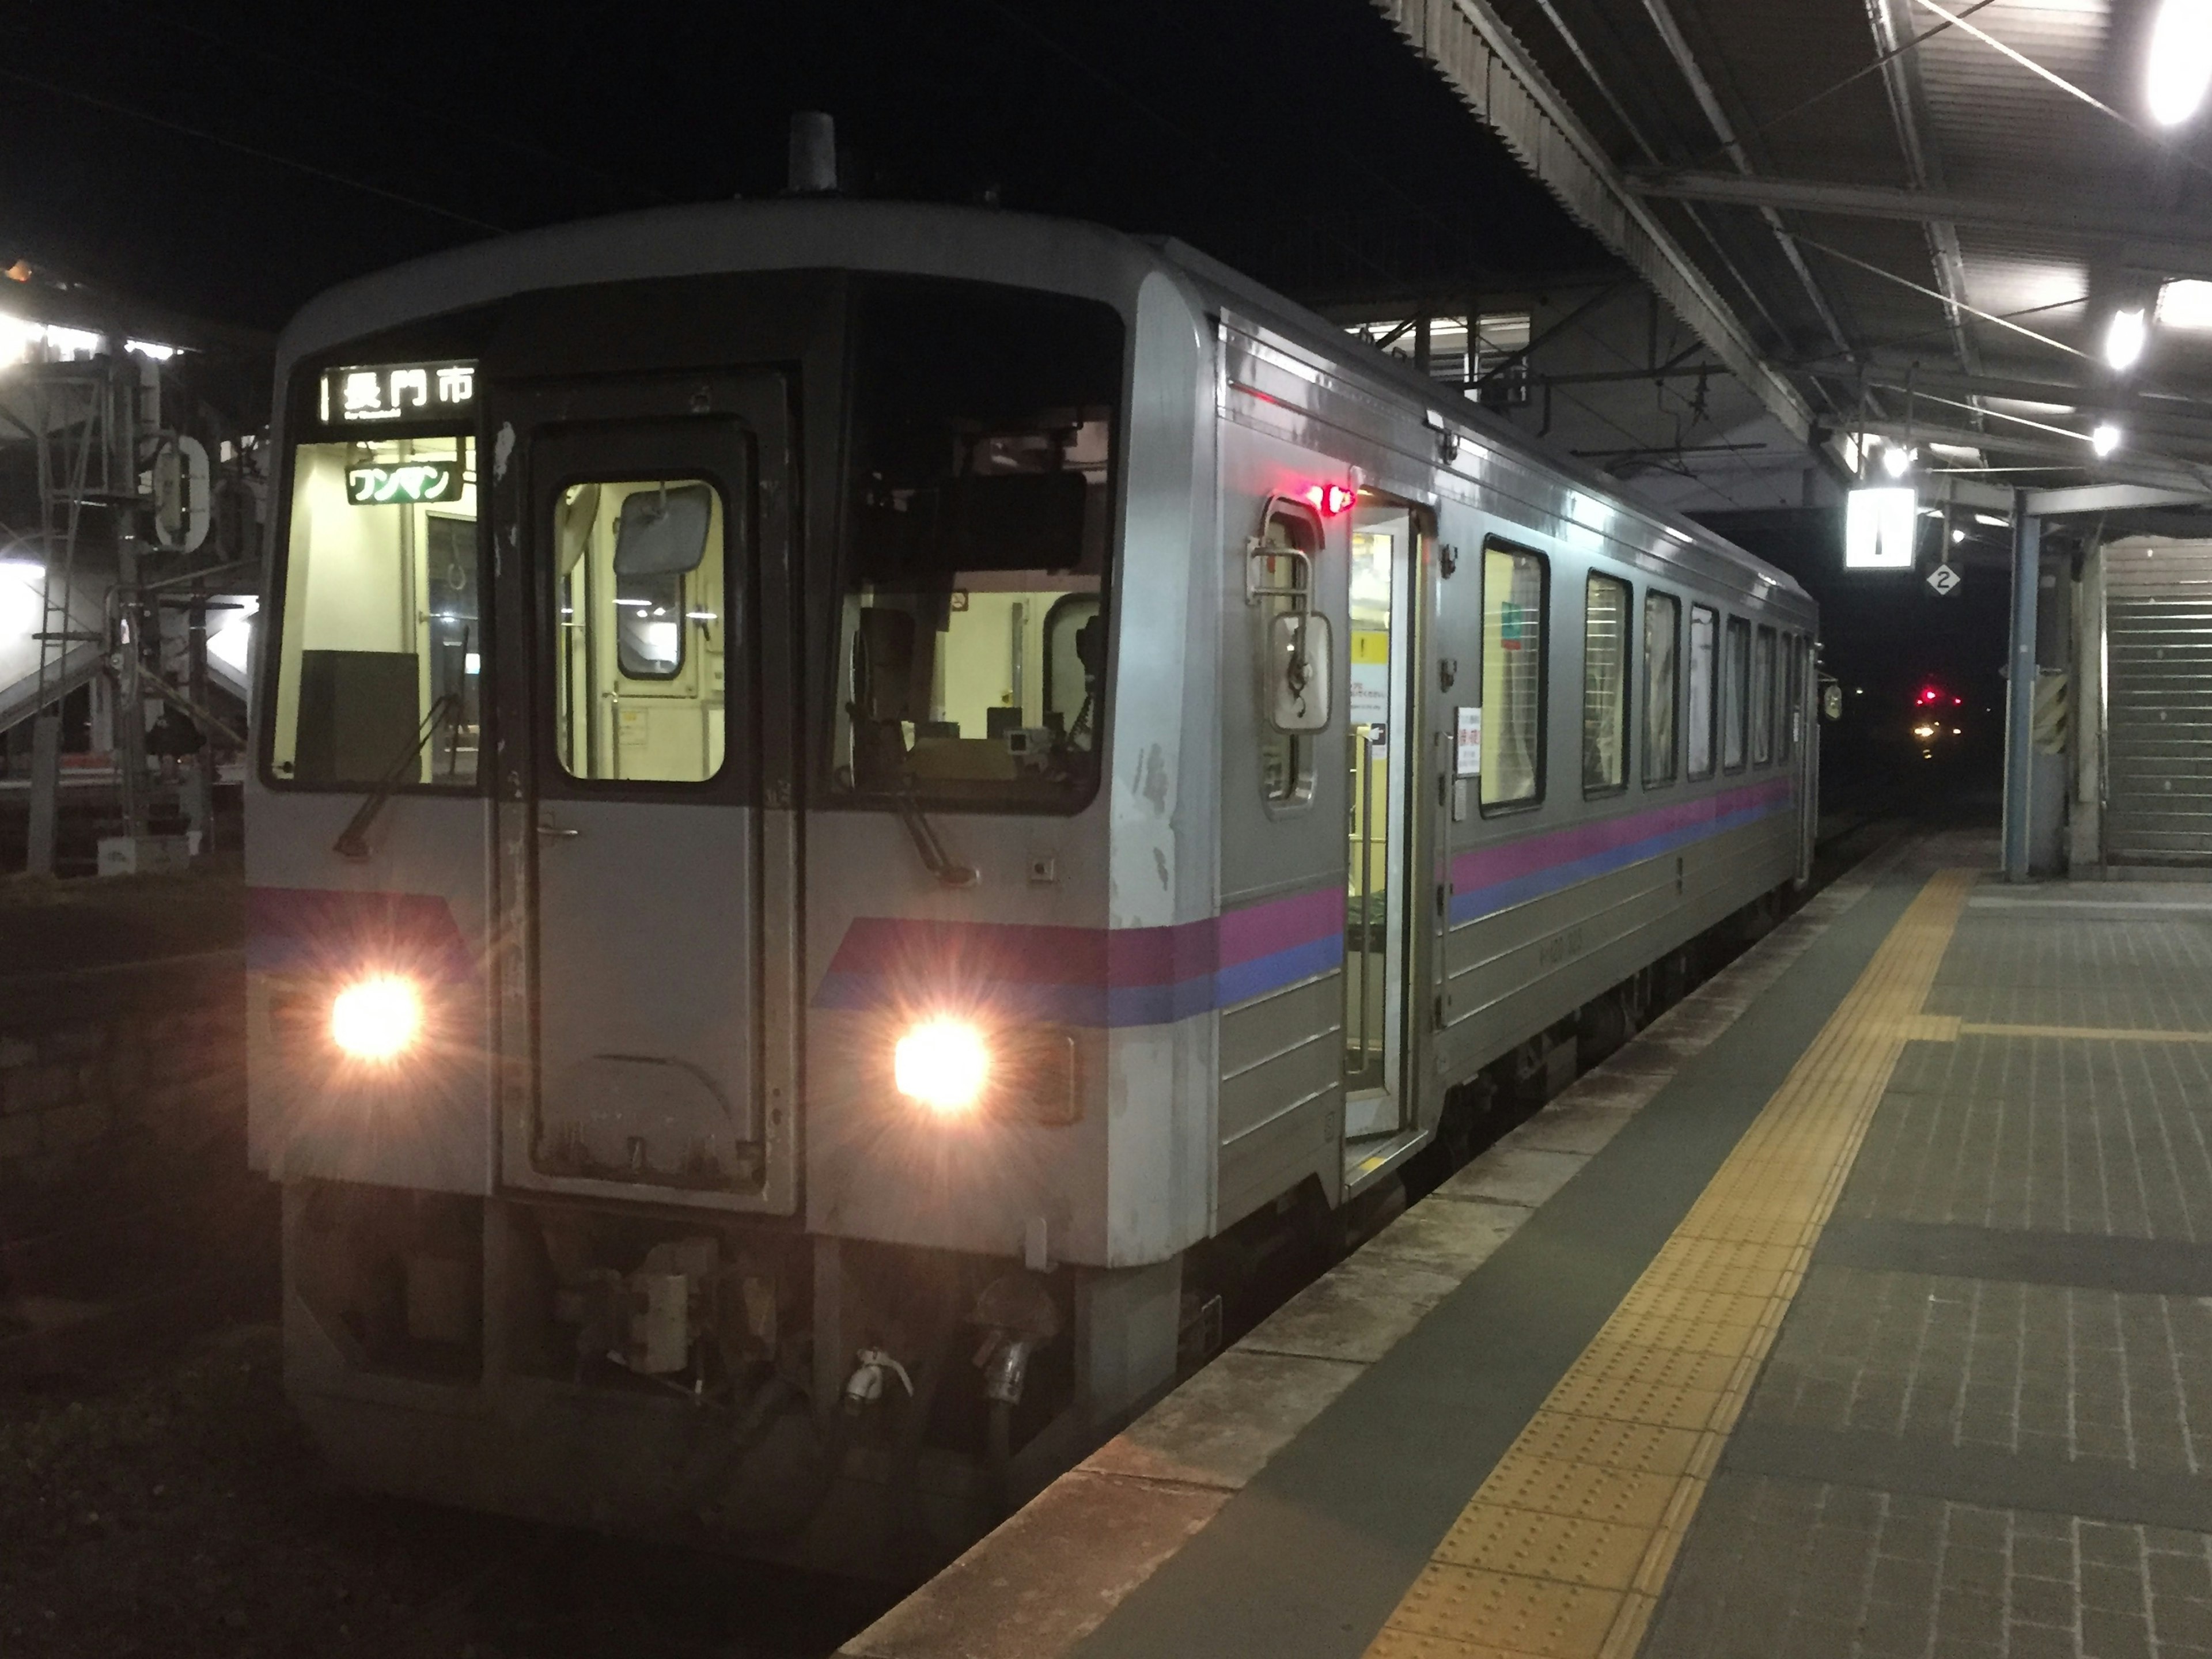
[[839, 836, 2212, 1659]]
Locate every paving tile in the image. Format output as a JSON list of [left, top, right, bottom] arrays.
[[1080, 1348, 1365, 1492], [1237, 1249, 1463, 1365], [1434, 1144, 1589, 1210], [838, 1468, 1226, 1659], [1362, 1194, 1526, 1277], [1497, 1102, 1638, 1160]]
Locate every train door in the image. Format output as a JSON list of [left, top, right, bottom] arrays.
[[1342, 497, 1426, 1142], [516, 378, 797, 1212]]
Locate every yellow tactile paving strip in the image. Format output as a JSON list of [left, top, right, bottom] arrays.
[[1361, 869, 1975, 1659]]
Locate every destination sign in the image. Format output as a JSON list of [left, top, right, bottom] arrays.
[[346, 460, 461, 505], [318, 359, 476, 426]]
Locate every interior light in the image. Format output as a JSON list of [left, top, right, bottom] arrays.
[[2105, 308, 2148, 372], [893, 1019, 990, 1114], [2093, 422, 2123, 456], [2160, 278, 2212, 329], [2148, 0, 2212, 124], [1880, 443, 1912, 478], [43, 325, 100, 361], [329, 976, 424, 1063]]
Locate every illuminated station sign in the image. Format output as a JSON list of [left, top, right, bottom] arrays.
[[317, 359, 476, 426]]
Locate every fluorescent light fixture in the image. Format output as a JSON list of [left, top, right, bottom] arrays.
[[125, 339, 176, 361], [43, 325, 100, 360], [1881, 442, 1913, 478], [1846, 486, 1918, 570], [2159, 278, 2212, 329], [2105, 306, 2149, 371], [2149, 0, 2212, 124], [1973, 512, 2010, 528], [2093, 422, 2123, 456]]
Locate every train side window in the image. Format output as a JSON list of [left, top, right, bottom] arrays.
[[1643, 590, 1679, 787], [1722, 615, 1750, 772], [1256, 502, 1324, 806], [1481, 541, 1547, 810], [1582, 573, 1630, 796], [1779, 633, 1797, 762], [1686, 604, 1717, 780], [552, 476, 729, 783], [268, 434, 482, 788], [1751, 626, 1775, 766]]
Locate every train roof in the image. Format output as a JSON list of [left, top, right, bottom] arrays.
[[276, 197, 1810, 613]]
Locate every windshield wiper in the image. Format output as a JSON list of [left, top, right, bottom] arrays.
[[333, 693, 460, 860], [893, 789, 978, 888]]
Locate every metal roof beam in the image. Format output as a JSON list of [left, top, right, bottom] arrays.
[[1857, 415, 2212, 490], [1370, 0, 1815, 440], [1630, 169, 2212, 253], [1861, 0, 1978, 374], [2027, 482, 2212, 513], [1834, 365, 2212, 438], [1630, 0, 1857, 359]]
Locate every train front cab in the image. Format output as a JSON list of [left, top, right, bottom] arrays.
[[245, 240, 1229, 1566]]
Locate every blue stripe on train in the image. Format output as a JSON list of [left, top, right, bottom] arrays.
[[1448, 795, 1791, 927]]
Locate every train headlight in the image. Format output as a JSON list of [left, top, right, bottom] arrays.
[[893, 1019, 990, 1114], [330, 975, 423, 1063]]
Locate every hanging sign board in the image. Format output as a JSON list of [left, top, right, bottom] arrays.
[[346, 459, 461, 505], [1927, 563, 1961, 596], [1844, 486, 1917, 569], [318, 359, 476, 426]]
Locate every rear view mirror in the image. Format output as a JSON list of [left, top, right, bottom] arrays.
[[613, 483, 713, 577], [1269, 611, 1332, 733], [1822, 683, 1844, 722]]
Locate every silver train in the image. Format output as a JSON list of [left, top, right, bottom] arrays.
[[245, 198, 1817, 1573]]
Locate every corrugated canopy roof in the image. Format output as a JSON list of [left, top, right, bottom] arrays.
[[1382, 0, 2212, 504]]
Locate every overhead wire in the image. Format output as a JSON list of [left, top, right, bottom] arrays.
[[1680, 0, 2003, 168], [1787, 233, 2090, 359]]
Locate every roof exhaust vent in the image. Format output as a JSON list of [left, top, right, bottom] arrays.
[[787, 112, 837, 195]]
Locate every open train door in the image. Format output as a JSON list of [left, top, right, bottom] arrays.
[[1341, 495, 1435, 1160], [497, 374, 800, 1216]]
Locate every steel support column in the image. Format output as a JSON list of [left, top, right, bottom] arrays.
[[2003, 494, 2041, 882]]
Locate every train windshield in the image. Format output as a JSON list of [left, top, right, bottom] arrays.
[[834, 278, 1122, 810], [267, 431, 481, 787]]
